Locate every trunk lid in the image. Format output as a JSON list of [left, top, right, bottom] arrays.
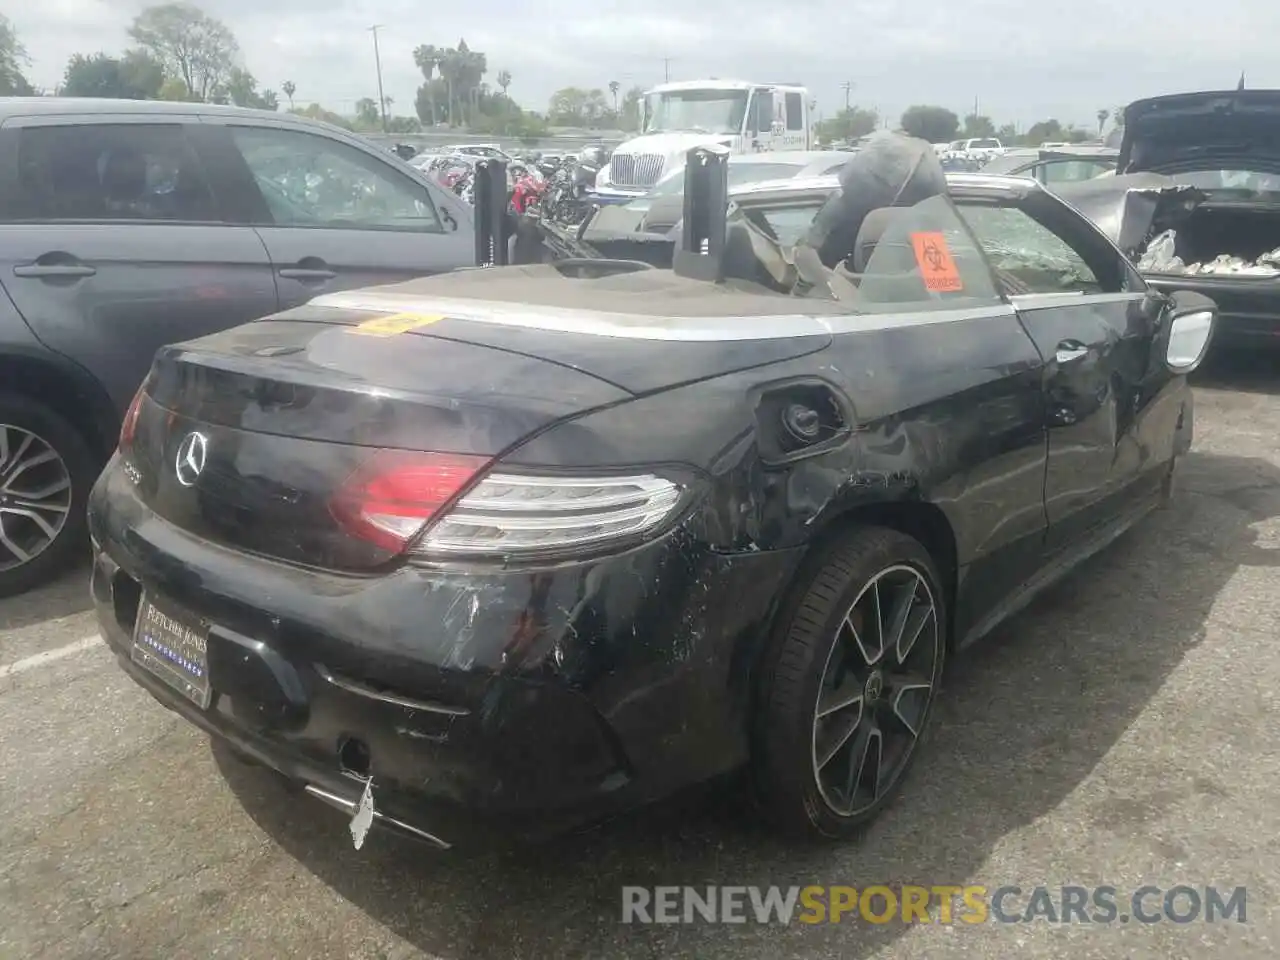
[[1119, 90, 1280, 175], [130, 319, 633, 571], [130, 273, 832, 570]]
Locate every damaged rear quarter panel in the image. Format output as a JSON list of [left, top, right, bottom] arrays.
[[504, 306, 1047, 780]]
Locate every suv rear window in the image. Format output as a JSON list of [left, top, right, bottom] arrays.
[[10, 123, 218, 223]]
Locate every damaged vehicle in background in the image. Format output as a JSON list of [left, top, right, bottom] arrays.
[[1056, 89, 1280, 346], [88, 136, 1215, 852]]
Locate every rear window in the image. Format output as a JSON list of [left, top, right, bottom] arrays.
[[10, 123, 218, 223], [970, 139, 1000, 149]]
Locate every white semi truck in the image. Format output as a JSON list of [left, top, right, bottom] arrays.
[[592, 79, 812, 202]]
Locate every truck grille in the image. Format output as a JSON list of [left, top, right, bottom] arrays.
[[610, 153, 665, 188]]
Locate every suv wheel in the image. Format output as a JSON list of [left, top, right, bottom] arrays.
[[754, 527, 947, 840], [0, 393, 97, 597]]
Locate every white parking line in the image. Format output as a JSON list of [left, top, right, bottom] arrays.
[[0, 635, 104, 680]]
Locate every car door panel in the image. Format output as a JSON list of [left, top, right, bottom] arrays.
[[958, 194, 1166, 552], [0, 117, 278, 414], [1009, 291, 1153, 542], [196, 119, 475, 310], [252, 227, 474, 308]]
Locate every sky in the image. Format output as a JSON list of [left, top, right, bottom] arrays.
[[9, 0, 1279, 130]]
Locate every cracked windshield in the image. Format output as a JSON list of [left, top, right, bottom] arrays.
[[2, 2, 1278, 959]]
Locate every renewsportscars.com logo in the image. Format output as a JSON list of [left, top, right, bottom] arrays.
[[621, 885, 1248, 925]]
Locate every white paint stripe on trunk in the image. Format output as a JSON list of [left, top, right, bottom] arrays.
[[0, 635, 104, 680]]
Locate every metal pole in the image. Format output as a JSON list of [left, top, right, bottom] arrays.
[[370, 25, 388, 133], [663, 58, 671, 82]]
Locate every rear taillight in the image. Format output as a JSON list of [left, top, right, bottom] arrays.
[[329, 453, 690, 562], [413, 472, 686, 560], [328, 451, 490, 553], [118, 384, 146, 453]]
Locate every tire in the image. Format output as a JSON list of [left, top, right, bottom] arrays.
[[0, 393, 99, 598], [754, 526, 948, 841]]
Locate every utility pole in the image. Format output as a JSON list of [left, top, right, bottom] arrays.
[[842, 81, 853, 113], [663, 57, 672, 82], [369, 24, 388, 134]]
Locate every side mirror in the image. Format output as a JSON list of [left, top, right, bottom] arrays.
[[1162, 290, 1217, 374]]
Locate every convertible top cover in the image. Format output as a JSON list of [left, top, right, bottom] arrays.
[[803, 133, 948, 267]]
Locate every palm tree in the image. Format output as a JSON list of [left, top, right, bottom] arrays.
[[457, 40, 486, 126], [1096, 108, 1109, 135], [609, 79, 619, 115], [413, 44, 442, 125], [438, 46, 461, 126], [497, 69, 511, 98], [281, 80, 296, 110]]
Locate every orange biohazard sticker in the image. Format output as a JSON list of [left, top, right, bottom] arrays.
[[910, 232, 964, 293]]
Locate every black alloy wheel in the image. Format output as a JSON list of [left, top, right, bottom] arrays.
[[754, 527, 947, 840]]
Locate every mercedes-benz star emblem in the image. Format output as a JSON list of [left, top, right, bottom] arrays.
[[174, 432, 209, 487]]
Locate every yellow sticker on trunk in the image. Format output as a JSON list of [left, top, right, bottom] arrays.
[[349, 312, 444, 337]]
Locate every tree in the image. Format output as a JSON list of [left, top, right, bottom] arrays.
[[608, 79, 620, 114], [496, 69, 511, 97], [355, 97, 380, 129], [292, 102, 353, 130], [281, 80, 295, 109], [899, 105, 959, 143], [961, 113, 996, 139], [1096, 108, 1109, 134], [547, 86, 611, 127], [62, 51, 165, 99], [816, 106, 879, 143], [220, 66, 276, 110], [0, 14, 33, 96], [1024, 118, 1064, 145], [158, 77, 199, 101], [620, 85, 644, 131], [412, 44, 443, 125], [128, 2, 239, 101]]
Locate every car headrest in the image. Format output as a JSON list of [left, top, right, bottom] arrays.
[[852, 207, 900, 273]]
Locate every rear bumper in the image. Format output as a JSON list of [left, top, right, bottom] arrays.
[[88, 459, 802, 849]]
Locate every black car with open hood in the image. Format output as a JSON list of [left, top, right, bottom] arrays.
[[88, 136, 1214, 853], [1057, 89, 1280, 346]]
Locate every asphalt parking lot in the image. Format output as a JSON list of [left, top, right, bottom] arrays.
[[2, 351, 1278, 960]]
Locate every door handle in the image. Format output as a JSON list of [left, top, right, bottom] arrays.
[[1054, 342, 1089, 364], [278, 267, 337, 281], [13, 263, 97, 279]]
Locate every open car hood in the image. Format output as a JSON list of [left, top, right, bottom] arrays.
[[1119, 90, 1280, 174], [1052, 173, 1207, 259]]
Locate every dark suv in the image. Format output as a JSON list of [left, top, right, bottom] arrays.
[[0, 98, 480, 596]]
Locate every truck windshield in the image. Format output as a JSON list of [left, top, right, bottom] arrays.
[[643, 90, 749, 135]]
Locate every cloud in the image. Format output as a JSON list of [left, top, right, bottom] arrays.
[[9, 0, 1279, 128]]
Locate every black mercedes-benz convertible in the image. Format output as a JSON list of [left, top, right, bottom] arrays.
[[88, 136, 1216, 851]]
